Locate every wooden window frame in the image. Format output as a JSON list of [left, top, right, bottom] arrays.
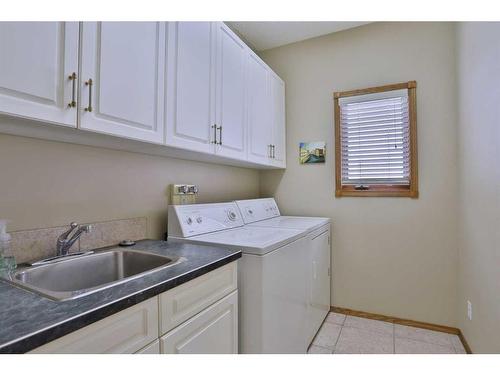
[[334, 81, 418, 198]]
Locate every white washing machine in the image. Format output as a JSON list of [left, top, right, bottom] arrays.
[[235, 198, 331, 345], [167, 202, 309, 353]]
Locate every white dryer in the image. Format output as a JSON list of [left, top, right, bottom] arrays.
[[234, 198, 331, 345], [167, 202, 309, 353]]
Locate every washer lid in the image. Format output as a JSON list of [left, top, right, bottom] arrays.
[[185, 226, 304, 255], [247, 216, 330, 232]]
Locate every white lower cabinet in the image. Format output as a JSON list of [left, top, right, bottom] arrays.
[[159, 261, 238, 334], [30, 297, 159, 354], [136, 339, 160, 354], [160, 290, 238, 354], [29, 261, 238, 354]]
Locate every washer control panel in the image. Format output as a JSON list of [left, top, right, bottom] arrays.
[[169, 202, 244, 237], [235, 198, 280, 224]]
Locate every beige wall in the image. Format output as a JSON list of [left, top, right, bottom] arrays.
[[0, 132, 259, 238], [260, 22, 459, 326], [456, 23, 500, 353]]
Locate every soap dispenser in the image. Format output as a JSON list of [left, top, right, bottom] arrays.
[[0, 220, 16, 271]]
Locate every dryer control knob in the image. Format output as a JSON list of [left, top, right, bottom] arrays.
[[227, 211, 237, 221], [186, 217, 193, 225], [196, 217, 203, 224]]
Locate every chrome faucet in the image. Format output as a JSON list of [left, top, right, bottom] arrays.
[[56, 222, 92, 256]]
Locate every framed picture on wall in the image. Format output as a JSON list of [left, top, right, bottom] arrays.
[[299, 141, 326, 164]]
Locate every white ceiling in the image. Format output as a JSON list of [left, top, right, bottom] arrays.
[[227, 22, 370, 51]]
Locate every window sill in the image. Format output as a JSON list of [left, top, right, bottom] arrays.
[[335, 185, 418, 198]]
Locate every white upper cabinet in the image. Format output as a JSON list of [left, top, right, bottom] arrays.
[[79, 22, 166, 144], [246, 53, 273, 165], [0, 22, 79, 127], [271, 73, 286, 168], [0, 22, 286, 169], [214, 23, 247, 160], [165, 22, 216, 153], [246, 67, 286, 168]]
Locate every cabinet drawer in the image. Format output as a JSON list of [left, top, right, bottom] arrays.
[[31, 297, 159, 354], [135, 339, 160, 354], [159, 261, 237, 335], [160, 290, 238, 354]]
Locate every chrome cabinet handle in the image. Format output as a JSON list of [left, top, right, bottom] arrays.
[[269, 145, 275, 159], [68, 72, 77, 108], [211, 124, 217, 144], [217, 126, 222, 145], [272, 145, 276, 159], [84, 78, 93, 112]]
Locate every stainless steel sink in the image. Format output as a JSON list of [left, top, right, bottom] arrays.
[[3, 249, 183, 301]]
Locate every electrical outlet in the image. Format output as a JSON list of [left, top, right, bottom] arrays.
[[170, 184, 198, 205], [467, 300, 472, 320]]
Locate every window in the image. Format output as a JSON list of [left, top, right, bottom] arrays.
[[334, 81, 418, 197]]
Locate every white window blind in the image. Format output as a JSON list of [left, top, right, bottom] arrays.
[[339, 89, 410, 186]]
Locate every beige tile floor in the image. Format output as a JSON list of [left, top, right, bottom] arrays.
[[308, 313, 467, 354]]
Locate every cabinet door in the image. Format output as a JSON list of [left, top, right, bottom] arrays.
[[214, 23, 247, 160], [307, 228, 331, 344], [159, 261, 237, 335], [246, 52, 273, 165], [80, 22, 166, 143], [0, 22, 78, 127], [160, 290, 238, 354], [30, 297, 159, 354], [271, 74, 286, 168], [135, 339, 160, 354], [165, 22, 216, 153]]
